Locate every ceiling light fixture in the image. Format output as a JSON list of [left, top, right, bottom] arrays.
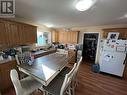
[[45, 23, 53, 28], [76, 0, 96, 11]]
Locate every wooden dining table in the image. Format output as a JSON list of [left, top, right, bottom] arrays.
[[17, 53, 71, 86]]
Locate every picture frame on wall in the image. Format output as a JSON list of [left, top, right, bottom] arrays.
[[107, 32, 119, 40]]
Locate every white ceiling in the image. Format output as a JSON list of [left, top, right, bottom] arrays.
[[15, 0, 127, 28]]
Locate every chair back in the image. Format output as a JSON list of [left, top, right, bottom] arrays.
[[75, 57, 82, 74], [72, 57, 82, 87], [60, 63, 77, 95], [10, 69, 23, 95], [15, 52, 32, 65], [15, 55, 20, 65]]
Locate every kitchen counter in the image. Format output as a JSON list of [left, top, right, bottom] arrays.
[[31, 48, 56, 58], [0, 58, 15, 64]]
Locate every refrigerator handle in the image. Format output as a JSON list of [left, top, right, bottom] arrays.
[[123, 54, 127, 65]]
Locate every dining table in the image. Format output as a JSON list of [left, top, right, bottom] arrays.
[[17, 52, 72, 86]]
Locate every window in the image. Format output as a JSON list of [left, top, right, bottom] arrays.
[[37, 31, 51, 46]]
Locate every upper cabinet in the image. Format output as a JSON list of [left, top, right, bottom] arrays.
[[103, 28, 127, 39], [5, 21, 20, 46], [58, 31, 68, 44], [0, 20, 10, 49], [56, 31, 79, 44], [51, 30, 59, 43], [0, 19, 37, 49], [21, 24, 37, 44]]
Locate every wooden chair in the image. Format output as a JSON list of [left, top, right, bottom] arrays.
[[59, 57, 82, 95], [42, 63, 77, 95], [10, 69, 42, 95], [15, 55, 28, 79], [71, 57, 82, 95]]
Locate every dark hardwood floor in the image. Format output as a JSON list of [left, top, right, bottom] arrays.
[[3, 62, 127, 95]]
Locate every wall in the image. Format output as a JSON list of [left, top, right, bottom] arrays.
[[72, 24, 127, 64], [31, 26, 53, 50], [72, 24, 127, 43]]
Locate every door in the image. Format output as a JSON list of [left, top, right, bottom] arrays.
[[82, 33, 99, 62]]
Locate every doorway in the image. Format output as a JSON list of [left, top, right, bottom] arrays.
[[82, 33, 99, 63]]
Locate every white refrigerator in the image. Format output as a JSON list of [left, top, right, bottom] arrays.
[[99, 40, 127, 77]]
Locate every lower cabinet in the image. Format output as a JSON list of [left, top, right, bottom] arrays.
[[0, 60, 18, 93]]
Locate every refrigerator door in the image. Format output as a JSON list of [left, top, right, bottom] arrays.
[[99, 51, 126, 77]]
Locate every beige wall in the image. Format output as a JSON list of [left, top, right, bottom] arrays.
[[71, 24, 127, 64], [72, 24, 127, 43]]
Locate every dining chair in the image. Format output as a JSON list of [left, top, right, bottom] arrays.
[[42, 63, 77, 95], [71, 57, 82, 95], [15, 54, 28, 79], [10, 69, 42, 95], [57, 49, 68, 55], [59, 57, 82, 95]]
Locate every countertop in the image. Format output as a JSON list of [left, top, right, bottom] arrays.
[[0, 48, 56, 64], [31, 48, 56, 58], [0, 58, 15, 64]]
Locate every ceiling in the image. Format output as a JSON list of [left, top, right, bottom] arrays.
[[15, 0, 127, 28]]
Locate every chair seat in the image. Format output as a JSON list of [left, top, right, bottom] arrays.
[[19, 71, 28, 79], [20, 76, 42, 95], [59, 67, 71, 77], [43, 75, 65, 95]]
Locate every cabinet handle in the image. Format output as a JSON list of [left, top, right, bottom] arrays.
[[123, 54, 127, 65]]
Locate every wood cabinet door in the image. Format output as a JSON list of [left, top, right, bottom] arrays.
[[69, 31, 78, 44], [58, 31, 79, 44], [23, 25, 37, 44], [67, 32, 71, 43], [63, 32, 68, 44], [0, 20, 8, 49], [59, 31, 64, 43], [23, 25, 30, 44], [72, 31, 78, 44], [18, 24, 37, 45], [103, 28, 127, 39], [52, 30, 59, 42], [0, 60, 18, 93], [29, 26, 37, 44], [18, 23, 25, 45], [5, 21, 20, 46]]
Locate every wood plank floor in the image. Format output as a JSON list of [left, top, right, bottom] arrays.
[[76, 63, 127, 95], [3, 62, 127, 95]]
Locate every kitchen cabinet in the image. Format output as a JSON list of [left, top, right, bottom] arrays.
[[57, 31, 79, 44], [0, 19, 37, 49], [18, 23, 26, 45], [103, 28, 127, 39], [69, 31, 79, 44], [0, 20, 8, 50], [51, 30, 59, 42], [22, 24, 37, 44], [0, 60, 18, 93], [67, 32, 71, 43], [58, 31, 67, 44], [5, 21, 20, 46]]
